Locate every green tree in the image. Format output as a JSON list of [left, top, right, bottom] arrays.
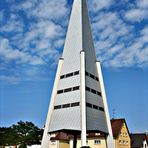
[[0, 121, 43, 147]]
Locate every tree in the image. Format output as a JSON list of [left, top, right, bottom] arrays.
[[0, 121, 43, 147]]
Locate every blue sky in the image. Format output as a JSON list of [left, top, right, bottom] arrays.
[[0, 0, 148, 133]]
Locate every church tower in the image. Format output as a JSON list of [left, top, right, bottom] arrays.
[[41, 0, 115, 147]]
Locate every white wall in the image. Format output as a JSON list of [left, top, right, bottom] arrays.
[[143, 140, 148, 148]]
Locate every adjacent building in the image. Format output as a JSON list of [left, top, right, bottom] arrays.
[[111, 119, 131, 148], [131, 133, 148, 148]]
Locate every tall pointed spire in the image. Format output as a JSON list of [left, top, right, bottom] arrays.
[[41, 0, 115, 147]]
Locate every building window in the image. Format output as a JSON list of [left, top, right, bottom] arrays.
[[94, 139, 101, 145], [64, 88, 72, 93], [57, 86, 80, 94], [86, 102, 92, 108], [57, 90, 63, 94], [93, 105, 99, 110], [51, 140, 56, 145], [60, 71, 79, 79], [99, 107, 104, 112], [73, 86, 80, 91], [74, 71, 79, 75], [123, 140, 125, 145], [54, 105, 61, 110], [54, 102, 80, 110], [119, 140, 122, 145], [71, 102, 80, 107], [85, 86, 101, 96], [85, 71, 99, 82], [91, 89, 97, 94], [62, 104, 70, 108]]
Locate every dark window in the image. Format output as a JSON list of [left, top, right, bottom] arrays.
[[66, 73, 73, 78], [86, 102, 92, 108], [90, 74, 95, 79], [86, 72, 89, 76], [64, 88, 72, 93], [60, 75, 65, 79], [57, 90, 63, 94], [91, 89, 96, 94], [54, 105, 61, 110], [97, 91, 102, 96], [95, 77, 99, 81], [63, 104, 70, 108], [93, 105, 99, 110], [71, 102, 80, 107], [73, 86, 79, 91], [99, 107, 104, 112], [74, 71, 79, 75], [86, 87, 90, 91]]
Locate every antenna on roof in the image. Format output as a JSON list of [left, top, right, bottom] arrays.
[[112, 108, 116, 119]]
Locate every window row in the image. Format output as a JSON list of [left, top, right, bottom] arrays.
[[60, 71, 79, 79], [54, 102, 80, 110], [86, 71, 99, 82], [86, 102, 104, 112], [119, 140, 129, 146], [86, 86, 101, 96], [120, 132, 128, 137], [57, 86, 80, 94], [94, 139, 101, 145]]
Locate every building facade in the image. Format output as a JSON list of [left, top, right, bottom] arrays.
[[41, 0, 115, 147], [131, 133, 148, 148], [111, 119, 131, 148]]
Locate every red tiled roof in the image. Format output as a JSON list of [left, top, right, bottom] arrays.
[[111, 118, 128, 138]]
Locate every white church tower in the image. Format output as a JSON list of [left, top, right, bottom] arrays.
[[41, 0, 115, 147]]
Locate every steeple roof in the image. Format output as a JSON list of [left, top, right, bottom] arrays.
[[62, 0, 96, 74]]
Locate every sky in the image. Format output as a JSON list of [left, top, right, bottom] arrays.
[[0, 0, 148, 133]]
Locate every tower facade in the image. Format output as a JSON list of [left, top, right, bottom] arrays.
[[41, 0, 115, 147]]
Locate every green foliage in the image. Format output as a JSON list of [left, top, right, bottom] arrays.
[[0, 121, 43, 147]]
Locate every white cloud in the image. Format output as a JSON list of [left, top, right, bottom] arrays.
[[26, 0, 68, 20], [0, 14, 23, 33], [104, 27, 148, 67], [88, 0, 113, 12], [0, 38, 44, 65], [125, 9, 147, 22], [0, 75, 20, 84], [137, 0, 148, 9]]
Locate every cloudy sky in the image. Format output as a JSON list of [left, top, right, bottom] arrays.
[[0, 0, 148, 132]]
